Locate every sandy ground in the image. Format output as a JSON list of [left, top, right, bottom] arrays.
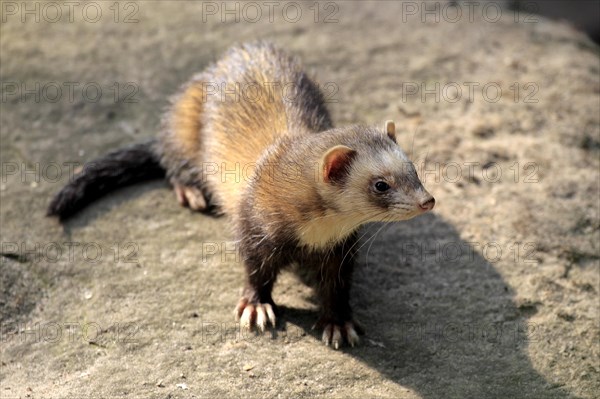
[[1, 1, 599, 398]]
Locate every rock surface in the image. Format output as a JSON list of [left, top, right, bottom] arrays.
[[1, 1, 598, 398]]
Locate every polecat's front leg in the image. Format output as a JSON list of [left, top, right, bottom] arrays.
[[314, 255, 363, 349], [234, 254, 280, 332]]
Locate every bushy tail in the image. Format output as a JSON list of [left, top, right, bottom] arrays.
[[47, 140, 165, 220]]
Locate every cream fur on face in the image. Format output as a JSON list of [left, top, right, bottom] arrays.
[[314, 125, 431, 236]]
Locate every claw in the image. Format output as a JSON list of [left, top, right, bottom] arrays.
[[332, 326, 342, 350], [240, 304, 255, 330], [234, 298, 277, 332], [321, 321, 361, 349], [345, 322, 360, 347], [256, 305, 267, 332], [174, 184, 187, 206], [264, 303, 276, 326], [234, 298, 248, 321], [322, 324, 333, 346], [186, 187, 206, 210]]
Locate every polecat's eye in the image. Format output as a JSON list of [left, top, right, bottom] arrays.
[[374, 181, 390, 192]]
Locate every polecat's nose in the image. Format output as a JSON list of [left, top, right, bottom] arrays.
[[419, 196, 435, 211]]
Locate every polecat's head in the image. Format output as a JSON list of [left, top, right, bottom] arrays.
[[320, 121, 434, 223]]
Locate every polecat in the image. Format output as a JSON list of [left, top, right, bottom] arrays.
[[48, 42, 435, 349]]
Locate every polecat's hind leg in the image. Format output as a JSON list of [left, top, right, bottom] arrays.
[[158, 75, 217, 213]]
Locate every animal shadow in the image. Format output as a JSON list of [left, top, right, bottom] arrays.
[[284, 213, 577, 399]]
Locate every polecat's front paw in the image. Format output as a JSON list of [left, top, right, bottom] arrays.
[[317, 319, 363, 349], [234, 297, 277, 332]]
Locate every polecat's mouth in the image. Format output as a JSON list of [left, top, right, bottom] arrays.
[[415, 206, 432, 215], [394, 203, 434, 220]]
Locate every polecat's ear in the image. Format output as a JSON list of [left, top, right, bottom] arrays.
[[385, 120, 397, 143], [322, 145, 357, 183]]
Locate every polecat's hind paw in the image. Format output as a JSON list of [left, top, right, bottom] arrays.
[[234, 298, 277, 332], [317, 320, 363, 349], [174, 183, 207, 211]]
